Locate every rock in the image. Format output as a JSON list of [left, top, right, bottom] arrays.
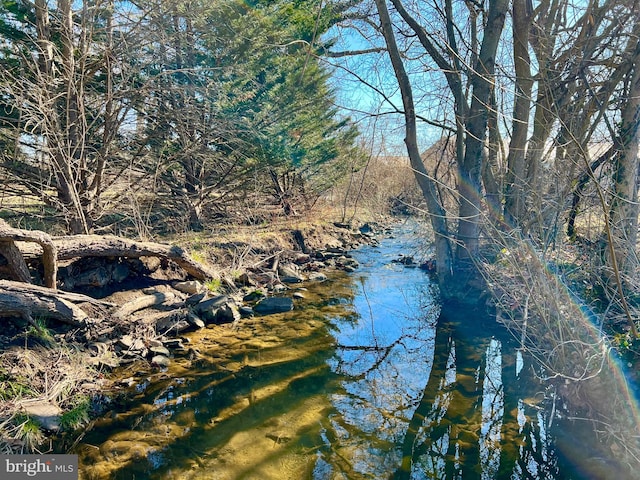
[[293, 253, 311, 265], [195, 295, 230, 322], [147, 339, 164, 348], [156, 317, 191, 334], [117, 335, 146, 352], [239, 306, 254, 317], [217, 303, 241, 323], [293, 292, 305, 299], [186, 312, 205, 329], [162, 338, 184, 349], [140, 256, 162, 272], [89, 341, 110, 356], [185, 292, 206, 306], [420, 258, 437, 272], [243, 290, 266, 302], [117, 335, 133, 349], [80, 382, 101, 391], [97, 356, 120, 369], [21, 401, 62, 431], [254, 297, 294, 314], [117, 377, 136, 387], [333, 222, 351, 229], [142, 286, 161, 295], [394, 254, 416, 266], [151, 355, 170, 367], [317, 250, 342, 260], [173, 280, 204, 294], [308, 272, 327, 282], [272, 283, 287, 293], [67, 267, 110, 289], [112, 262, 130, 283], [359, 223, 374, 234], [336, 256, 359, 272], [235, 272, 257, 287], [278, 263, 305, 283], [149, 345, 171, 357], [305, 260, 326, 271]]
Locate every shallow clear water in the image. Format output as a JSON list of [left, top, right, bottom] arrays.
[[74, 224, 574, 479]]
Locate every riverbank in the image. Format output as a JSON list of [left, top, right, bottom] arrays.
[[0, 213, 399, 454], [2, 211, 638, 477], [480, 233, 640, 477]]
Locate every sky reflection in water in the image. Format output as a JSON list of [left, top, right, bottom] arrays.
[[319, 227, 557, 479], [75, 224, 561, 479]]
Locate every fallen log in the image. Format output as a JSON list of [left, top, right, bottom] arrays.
[[115, 291, 176, 319], [0, 280, 90, 326], [21, 235, 215, 281], [0, 280, 116, 307]]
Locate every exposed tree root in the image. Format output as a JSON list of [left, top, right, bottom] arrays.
[[0, 219, 57, 288]]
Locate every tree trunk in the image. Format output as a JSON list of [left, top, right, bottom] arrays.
[[23, 234, 215, 281], [0, 280, 91, 325], [115, 291, 176, 319], [504, 0, 533, 225], [456, 0, 509, 262], [609, 47, 640, 279], [0, 241, 32, 284], [373, 0, 454, 285]]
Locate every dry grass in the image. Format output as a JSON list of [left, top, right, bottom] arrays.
[[328, 155, 425, 222], [0, 343, 105, 453]]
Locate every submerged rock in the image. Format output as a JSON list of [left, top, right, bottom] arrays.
[[254, 297, 294, 314], [151, 355, 170, 367], [393, 254, 417, 266], [307, 272, 328, 282]]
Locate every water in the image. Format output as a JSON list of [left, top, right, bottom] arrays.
[[74, 223, 566, 479]]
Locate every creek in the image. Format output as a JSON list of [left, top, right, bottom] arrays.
[[74, 222, 592, 479]]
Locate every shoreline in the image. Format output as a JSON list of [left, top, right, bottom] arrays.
[[0, 215, 398, 453]]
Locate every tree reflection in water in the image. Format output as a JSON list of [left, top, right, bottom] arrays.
[[74, 227, 564, 479], [321, 295, 558, 480]]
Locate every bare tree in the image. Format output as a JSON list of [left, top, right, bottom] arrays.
[[330, 0, 640, 304], [1, 0, 140, 233], [609, 39, 640, 278], [370, 0, 508, 299]]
